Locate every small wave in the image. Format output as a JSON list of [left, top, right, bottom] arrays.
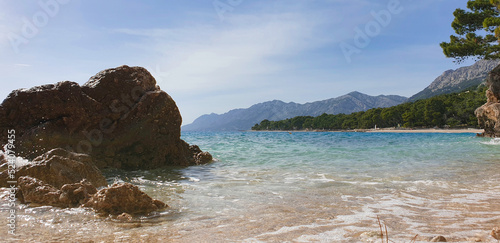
[[0, 149, 30, 167], [480, 138, 500, 145]]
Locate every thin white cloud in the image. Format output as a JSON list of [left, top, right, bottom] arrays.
[[116, 11, 335, 94], [14, 63, 31, 67]]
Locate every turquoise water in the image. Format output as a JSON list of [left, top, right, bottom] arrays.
[[2, 131, 500, 242]]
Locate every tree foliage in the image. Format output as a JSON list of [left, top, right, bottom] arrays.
[[251, 86, 487, 131], [441, 0, 500, 63]]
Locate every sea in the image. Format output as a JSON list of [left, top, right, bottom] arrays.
[[2, 131, 500, 242]]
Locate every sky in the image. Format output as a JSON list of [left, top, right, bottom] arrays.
[[0, 0, 479, 125]]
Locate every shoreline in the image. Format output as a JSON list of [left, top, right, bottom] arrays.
[[249, 128, 485, 134], [365, 127, 484, 134]]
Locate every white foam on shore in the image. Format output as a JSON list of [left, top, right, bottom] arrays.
[[240, 181, 500, 242], [480, 138, 500, 145], [0, 149, 30, 168]]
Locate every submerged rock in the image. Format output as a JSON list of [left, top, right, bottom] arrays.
[[0, 148, 107, 188], [476, 64, 500, 137], [0, 65, 212, 169], [430, 235, 447, 242], [115, 212, 134, 222], [84, 182, 167, 215]]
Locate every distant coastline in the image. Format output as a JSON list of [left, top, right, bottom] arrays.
[[248, 127, 484, 134]]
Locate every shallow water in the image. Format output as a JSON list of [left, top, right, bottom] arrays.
[[2, 131, 500, 242]]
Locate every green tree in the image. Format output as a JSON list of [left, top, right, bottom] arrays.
[[440, 0, 500, 63]]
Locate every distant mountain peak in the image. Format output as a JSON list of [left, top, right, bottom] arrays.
[[409, 59, 500, 102]]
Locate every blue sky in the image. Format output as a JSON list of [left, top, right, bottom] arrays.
[[0, 0, 477, 125]]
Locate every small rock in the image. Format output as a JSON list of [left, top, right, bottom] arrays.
[[491, 227, 500, 241], [430, 235, 447, 242], [59, 179, 97, 207], [116, 212, 133, 222], [195, 152, 213, 164], [18, 176, 62, 207], [84, 182, 167, 215]]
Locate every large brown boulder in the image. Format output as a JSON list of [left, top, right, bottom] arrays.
[[0, 65, 212, 169], [84, 182, 167, 215], [476, 64, 500, 137], [0, 148, 107, 188]]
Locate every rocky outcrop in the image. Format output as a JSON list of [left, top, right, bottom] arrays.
[[84, 182, 167, 215], [0, 65, 209, 216], [0, 148, 107, 188], [0, 65, 212, 169], [475, 64, 500, 137]]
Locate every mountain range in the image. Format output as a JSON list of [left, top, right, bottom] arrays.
[[183, 60, 500, 131], [182, 92, 407, 131]]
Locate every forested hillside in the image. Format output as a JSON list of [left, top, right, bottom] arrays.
[[252, 86, 487, 131]]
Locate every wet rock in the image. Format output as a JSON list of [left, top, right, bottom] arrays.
[[430, 235, 447, 242], [18, 176, 97, 208], [17, 176, 166, 216], [116, 212, 133, 222], [18, 176, 62, 207], [0, 153, 7, 173], [476, 64, 500, 137], [491, 227, 500, 241], [0, 65, 212, 169], [190, 145, 213, 164], [84, 182, 167, 215], [0, 148, 107, 188], [59, 179, 97, 207]]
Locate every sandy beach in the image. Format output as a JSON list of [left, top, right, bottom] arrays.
[[251, 128, 485, 134], [363, 128, 484, 134]]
